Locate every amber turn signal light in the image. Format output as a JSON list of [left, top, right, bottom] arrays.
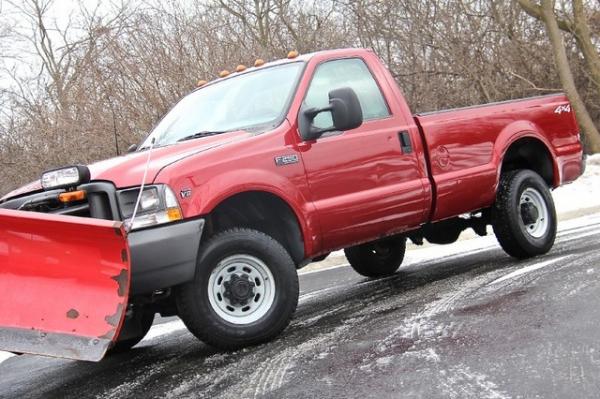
[[58, 190, 86, 203], [166, 207, 182, 221]]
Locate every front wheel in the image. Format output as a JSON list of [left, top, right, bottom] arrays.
[[344, 235, 406, 278], [176, 228, 299, 350], [492, 169, 557, 259]]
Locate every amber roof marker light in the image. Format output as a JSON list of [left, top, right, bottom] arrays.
[[287, 50, 299, 59], [196, 79, 208, 87], [254, 59, 265, 67], [219, 70, 231, 78], [236, 64, 247, 72]]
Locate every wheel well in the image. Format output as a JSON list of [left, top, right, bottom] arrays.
[[205, 191, 305, 265], [501, 138, 554, 186]]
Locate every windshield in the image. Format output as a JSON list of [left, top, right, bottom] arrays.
[[141, 62, 304, 147]]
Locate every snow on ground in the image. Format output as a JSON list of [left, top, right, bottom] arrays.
[[0, 352, 14, 365], [553, 154, 600, 215]]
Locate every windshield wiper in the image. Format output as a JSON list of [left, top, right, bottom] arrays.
[[177, 131, 228, 142]]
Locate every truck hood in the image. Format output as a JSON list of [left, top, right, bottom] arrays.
[[1, 130, 250, 201]]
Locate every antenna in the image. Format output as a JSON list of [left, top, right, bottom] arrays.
[[127, 137, 155, 232]]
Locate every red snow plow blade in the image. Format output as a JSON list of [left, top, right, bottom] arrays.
[[0, 209, 130, 361]]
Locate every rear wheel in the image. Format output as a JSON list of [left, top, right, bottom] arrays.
[[344, 235, 406, 278], [492, 169, 557, 259], [176, 228, 299, 350]]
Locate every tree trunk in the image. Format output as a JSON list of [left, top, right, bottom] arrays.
[[572, 0, 600, 93], [540, 0, 600, 153], [517, 0, 600, 93]]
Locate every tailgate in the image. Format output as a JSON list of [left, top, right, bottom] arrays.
[[0, 209, 130, 361]]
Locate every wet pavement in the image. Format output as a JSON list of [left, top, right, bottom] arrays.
[[1, 215, 600, 399]]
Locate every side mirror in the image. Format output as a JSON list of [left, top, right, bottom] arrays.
[[299, 87, 363, 141]]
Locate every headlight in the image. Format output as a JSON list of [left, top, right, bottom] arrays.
[[41, 165, 91, 190], [117, 185, 183, 230]]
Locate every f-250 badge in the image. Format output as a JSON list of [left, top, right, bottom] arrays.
[[274, 154, 299, 166]]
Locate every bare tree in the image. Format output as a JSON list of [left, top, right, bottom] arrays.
[[0, 0, 598, 193], [517, 0, 600, 152]]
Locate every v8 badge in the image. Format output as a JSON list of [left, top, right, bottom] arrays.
[[180, 188, 192, 198]]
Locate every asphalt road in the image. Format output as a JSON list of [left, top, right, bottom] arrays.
[[1, 214, 600, 399]]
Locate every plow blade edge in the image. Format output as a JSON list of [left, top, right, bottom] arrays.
[[0, 209, 130, 361]]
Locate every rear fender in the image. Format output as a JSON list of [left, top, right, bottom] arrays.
[[493, 121, 559, 189]]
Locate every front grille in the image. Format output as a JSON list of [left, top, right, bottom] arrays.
[[32, 198, 90, 217], [0, 182, 122, 221]]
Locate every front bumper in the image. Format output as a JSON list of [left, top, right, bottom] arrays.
[[1, 183, 204, 296], [128, 218, 205, 295]]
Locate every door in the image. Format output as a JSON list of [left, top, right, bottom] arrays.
[[298, 58, 427, 251]]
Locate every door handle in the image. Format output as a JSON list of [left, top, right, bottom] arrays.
[[398, 131, 413, 154]]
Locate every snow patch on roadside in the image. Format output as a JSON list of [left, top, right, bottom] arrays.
[[248, 318, 364, 398], [141, 319, 186, 343], [355, 272, 492, 373], [102, 358, 179, 399], [553, 154, 600, 214], [445, 366, 510, 399], [0, 351, 14, 365]]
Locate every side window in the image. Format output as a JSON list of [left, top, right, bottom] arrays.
[[304, 58, 390, 129]]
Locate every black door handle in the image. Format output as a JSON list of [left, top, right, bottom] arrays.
[[398, 131, 413, 154]]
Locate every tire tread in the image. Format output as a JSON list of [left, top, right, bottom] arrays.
[[344, 236, 406, 278], [176, 228, 298, 350], [492, 169, 556, 259]]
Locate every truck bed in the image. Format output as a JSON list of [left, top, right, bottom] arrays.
[[414, 93, 581, 222]]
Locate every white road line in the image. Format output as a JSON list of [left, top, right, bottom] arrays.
[[298, 263, 349, 275], [557, 224, 600, 237], [488, 256, 571, 285], [560, 228, 600, 243], [0, 351, 15, 366], [141, 319, 186, 343]]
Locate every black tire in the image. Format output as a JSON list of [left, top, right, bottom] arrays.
[[176, 228, 299, 350], [344, 235, 406, 278], [492, 169, 557, 259], [109, 309, 154, 353]]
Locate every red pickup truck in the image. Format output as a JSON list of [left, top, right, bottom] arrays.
[[0, 48, 585, 361]]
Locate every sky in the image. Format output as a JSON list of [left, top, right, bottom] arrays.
[[0, 0, 200, 91], [0, 0, 109, 90]]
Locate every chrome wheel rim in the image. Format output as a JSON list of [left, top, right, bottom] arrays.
[[208, 254, 275, 325], [519, 187, 549, 238]]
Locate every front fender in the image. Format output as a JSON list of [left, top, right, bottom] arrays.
[[184, 168, 320, 257]]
